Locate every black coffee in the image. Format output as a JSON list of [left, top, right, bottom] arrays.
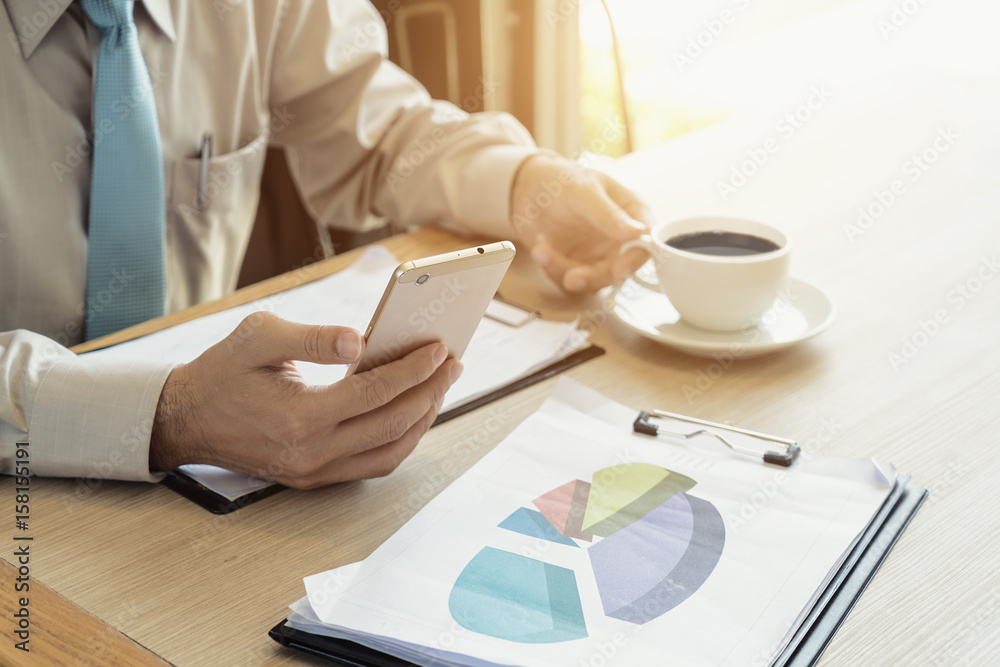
[[666, 230, 781, 256]]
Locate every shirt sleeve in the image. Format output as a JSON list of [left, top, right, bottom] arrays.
[[266, 0, 538, 239], [0, 330, 174, 482]]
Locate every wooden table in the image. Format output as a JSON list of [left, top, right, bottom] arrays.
[[3, 70, 998, 665], [0, 560, 168, 666]]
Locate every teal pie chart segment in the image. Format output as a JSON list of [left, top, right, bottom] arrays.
[[449, 547, 588, 643]]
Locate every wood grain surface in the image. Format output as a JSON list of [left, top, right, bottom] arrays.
[[0, 559, 167, 666]]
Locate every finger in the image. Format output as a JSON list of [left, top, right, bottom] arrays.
[[229, 311, 365, 367], [330, 358, 461, 457], [316, 403, 441, 486], [322, 342, 449, 419], [531, 240, 578, 291], [594, 172, 657, 227], [560, 248, 648, 292], [534, 241, 612, 293], [562, 174, 648, 242], [611, 245, 652, 281]]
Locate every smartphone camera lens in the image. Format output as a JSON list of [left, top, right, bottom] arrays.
[[416, 273, 430, 285]]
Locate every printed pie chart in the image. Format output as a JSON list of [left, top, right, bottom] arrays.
[[449, 463, 726, 643]]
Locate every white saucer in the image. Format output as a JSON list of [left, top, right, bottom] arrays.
[[606, 276, 836, 358]]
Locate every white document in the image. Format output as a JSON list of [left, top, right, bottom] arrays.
[[82, 247, 589, 498], [289, 378, 895, 667]]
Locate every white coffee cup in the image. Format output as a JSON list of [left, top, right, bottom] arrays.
[[621, 217, 791, 331]]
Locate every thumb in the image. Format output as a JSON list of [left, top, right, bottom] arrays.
[[229, 312, 365, 367]]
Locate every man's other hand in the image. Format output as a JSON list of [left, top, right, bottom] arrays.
[[149, 312, 462, 489], [510, 153, 654, 293]]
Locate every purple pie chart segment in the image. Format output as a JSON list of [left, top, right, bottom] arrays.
[[588, 492, 725, 624], [622, 494, 726, 623]]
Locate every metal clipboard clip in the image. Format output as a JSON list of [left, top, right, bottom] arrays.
[[633, 409, 801, 467]]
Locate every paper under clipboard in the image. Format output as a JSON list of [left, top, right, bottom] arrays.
[[268, 378, 926, 667], [82, 247, 602, 514]]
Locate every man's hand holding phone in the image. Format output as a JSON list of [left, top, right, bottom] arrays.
[[149, 312, 464, 489]]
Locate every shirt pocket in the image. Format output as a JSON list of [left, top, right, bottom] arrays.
[[166, 131, 269, 312]]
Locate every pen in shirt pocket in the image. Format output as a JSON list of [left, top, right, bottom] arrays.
[[196, 131, 213, 210]]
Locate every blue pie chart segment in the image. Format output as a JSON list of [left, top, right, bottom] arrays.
[[499, 507, 579, 548], [588, 492, 726, 623], [449, 547, 588, 643]]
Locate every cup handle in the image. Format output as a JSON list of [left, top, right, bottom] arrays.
[[619, 235, 660, 291]]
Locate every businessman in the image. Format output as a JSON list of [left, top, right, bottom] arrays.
[[0, 0, 652, 488]]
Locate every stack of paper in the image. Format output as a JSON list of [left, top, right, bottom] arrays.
[[82, 246, 591, 499], [282, 378, 898, 666]]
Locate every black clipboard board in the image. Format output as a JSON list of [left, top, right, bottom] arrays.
[[163, 344, 605, 514], [774, 475, 927, 666]]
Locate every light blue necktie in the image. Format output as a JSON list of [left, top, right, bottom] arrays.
[[81, 0, 166, 341]]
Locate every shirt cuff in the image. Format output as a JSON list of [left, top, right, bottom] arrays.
[[29, 356, 176, 482], [452, 144, 540, 239]]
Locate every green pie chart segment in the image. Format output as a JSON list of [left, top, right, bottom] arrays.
[[449, 547, 588, 644], [582, 463, 696, 537]]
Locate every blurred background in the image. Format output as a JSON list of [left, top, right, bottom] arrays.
[[242, 0, 1000, 284], [372, 0, 999, 156]]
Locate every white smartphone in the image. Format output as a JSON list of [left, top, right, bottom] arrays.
[[347, 241, 516, 375]]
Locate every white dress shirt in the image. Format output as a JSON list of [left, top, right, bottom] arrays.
[[0, 0, 536, 480]]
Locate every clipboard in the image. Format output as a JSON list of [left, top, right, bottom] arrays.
[[266, 409, 927, 666], [163, 343, 605, 515]]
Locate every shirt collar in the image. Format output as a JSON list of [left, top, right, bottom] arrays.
[[142, 0, 176, 44], [4, 0, 176, 60]]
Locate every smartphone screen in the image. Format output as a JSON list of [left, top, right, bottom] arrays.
[[348, 242, 516, 375]]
